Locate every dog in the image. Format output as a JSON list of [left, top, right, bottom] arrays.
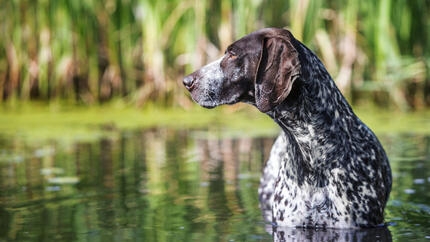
[[183, 27, 391, 228]]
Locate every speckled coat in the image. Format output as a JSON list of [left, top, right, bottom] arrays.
[[183, 28, 392, 228], [258, 36, 392, 228]]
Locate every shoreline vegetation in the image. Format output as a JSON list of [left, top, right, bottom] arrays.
[[1, 102, 429, 143], [1, 1, 429, 111]]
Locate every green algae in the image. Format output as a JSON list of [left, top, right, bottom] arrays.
[[0, 102, 428, 144]]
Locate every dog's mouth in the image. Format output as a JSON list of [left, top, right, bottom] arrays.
[[201, 104, 216, 109]]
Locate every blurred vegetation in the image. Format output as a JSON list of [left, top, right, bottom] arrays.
[[0, 0, 429, 110]]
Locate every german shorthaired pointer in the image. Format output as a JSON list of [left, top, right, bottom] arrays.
[[183, 28, 392, 229]]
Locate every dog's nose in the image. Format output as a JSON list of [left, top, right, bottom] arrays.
[[183, 75, 195, 90]]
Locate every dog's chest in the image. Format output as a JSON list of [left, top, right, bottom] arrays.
[[272, 175, 337, 227], [271, 156, 354, 228]]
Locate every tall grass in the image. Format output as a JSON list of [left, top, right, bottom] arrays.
[[0, 0, 429, 109]]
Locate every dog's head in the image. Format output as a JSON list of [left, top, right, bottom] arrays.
[[183, 28, 301, 113]]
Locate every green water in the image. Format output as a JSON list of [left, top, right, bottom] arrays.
[[0, 127, 429, 241]]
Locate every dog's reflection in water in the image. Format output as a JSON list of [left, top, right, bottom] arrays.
[[267, 224, 392, 242]]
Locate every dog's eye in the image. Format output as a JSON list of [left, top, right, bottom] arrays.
[[227, 51, 237, 60]]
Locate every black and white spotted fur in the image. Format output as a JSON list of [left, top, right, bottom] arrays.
[[183, 28, 391, 228]]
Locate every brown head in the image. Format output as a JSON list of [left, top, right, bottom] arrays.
[[183, 28, 301, 112]]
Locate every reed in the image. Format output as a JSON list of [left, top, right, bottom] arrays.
[[0, 0, 429, 109]]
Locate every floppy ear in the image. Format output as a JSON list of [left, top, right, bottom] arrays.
[[255, 36, 301, 112]]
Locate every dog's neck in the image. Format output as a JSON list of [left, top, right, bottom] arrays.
[[265, 46, 360, 186]]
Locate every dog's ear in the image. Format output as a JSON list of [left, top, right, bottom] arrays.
[[255, 36, 301, 112]]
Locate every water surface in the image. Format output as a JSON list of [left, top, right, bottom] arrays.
[[0, 129, 429, 241]]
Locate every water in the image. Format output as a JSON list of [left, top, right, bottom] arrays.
[[0, 128, 429, 241]]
